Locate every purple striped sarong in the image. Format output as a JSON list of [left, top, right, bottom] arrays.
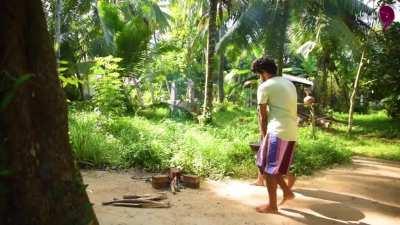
[[256, 134, 296, 175]]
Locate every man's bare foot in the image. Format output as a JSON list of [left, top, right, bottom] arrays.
[[255, 204, 278, 214], [250, 180, 265, 186], [279, 192, 295, 205]]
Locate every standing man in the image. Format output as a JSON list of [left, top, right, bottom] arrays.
[[252, 57, 297, 213]]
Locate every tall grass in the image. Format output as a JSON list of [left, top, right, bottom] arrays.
[[68, 103, 353, 177], [69, 111, 122, 167], [332, 111, 400, 161], [334, 111, 400, 139]]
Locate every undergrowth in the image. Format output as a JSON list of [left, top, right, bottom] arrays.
[[69, 102, 354, 178]]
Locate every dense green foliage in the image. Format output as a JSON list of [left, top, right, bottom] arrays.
[[364, 23, 400, 119], [90, 56, 127, 114], [69, 103, 354, 177], [97, 1, 153, 70], [40, 1, 400, 179], [44, 0, 400, 116]]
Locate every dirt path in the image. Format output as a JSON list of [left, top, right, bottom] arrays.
[[83, 157, 400, 225]]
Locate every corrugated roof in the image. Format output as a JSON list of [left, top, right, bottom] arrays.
[[283, 74, 314, 86]]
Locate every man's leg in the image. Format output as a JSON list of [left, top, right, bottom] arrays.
[[286, 173, 296, 189], [256, 174, 278, 213], [252, 170, 265, 186], [277, 175, 295, 205]]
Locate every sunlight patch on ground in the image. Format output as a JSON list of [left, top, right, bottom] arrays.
[[206, 179, 314, 208], [207, 179, 267, 207]]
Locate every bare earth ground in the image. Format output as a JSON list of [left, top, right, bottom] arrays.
[[82, 157, 400, 225]]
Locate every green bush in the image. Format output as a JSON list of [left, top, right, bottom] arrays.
[[293, 132, 352, 175], [68, 106, 353, 177], [382, 96, 400, 119], [69, 112, 122, 167], [121, 143, 163, 171], [90, 56, 127, 114]]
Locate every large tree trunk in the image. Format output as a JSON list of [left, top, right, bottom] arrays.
[[0, 1, 98, 225], [202, 0, 218, 123], [347, 49, 366, 133]]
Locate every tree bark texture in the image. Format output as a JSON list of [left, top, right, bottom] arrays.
[[202, 0, 218, 122], [0, 1, 98, 225]]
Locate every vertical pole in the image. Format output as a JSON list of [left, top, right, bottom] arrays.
[[347, 49, 366, 133]]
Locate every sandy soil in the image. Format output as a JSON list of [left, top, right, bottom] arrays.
[[82, 157, 400, 225]]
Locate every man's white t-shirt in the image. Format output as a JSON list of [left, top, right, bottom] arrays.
[[257, 76, 298, 141]]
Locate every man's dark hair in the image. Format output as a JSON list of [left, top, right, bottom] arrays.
[[251, 57, 277, 75]]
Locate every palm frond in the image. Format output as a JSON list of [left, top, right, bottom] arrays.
[[149, 1, 173, 33], [325, 0, 373, 18], [216, 0, 271, 52], [97, 1, 124, 52], [115, 17, 152, 70]]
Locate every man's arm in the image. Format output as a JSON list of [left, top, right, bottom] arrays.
[[258, 103, 268, 140]]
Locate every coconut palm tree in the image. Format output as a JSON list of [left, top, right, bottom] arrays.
[[202, 0, 219, 123], [291, 0, 373, 107], [218, 0, 372, 108], [218, 0, 371, 68]]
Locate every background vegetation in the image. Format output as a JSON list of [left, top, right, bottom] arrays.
[[69, 102, 359, 177], [40, 0, 400, 178]]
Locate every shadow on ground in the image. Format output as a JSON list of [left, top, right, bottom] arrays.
[[83, 157, 400, 225]]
